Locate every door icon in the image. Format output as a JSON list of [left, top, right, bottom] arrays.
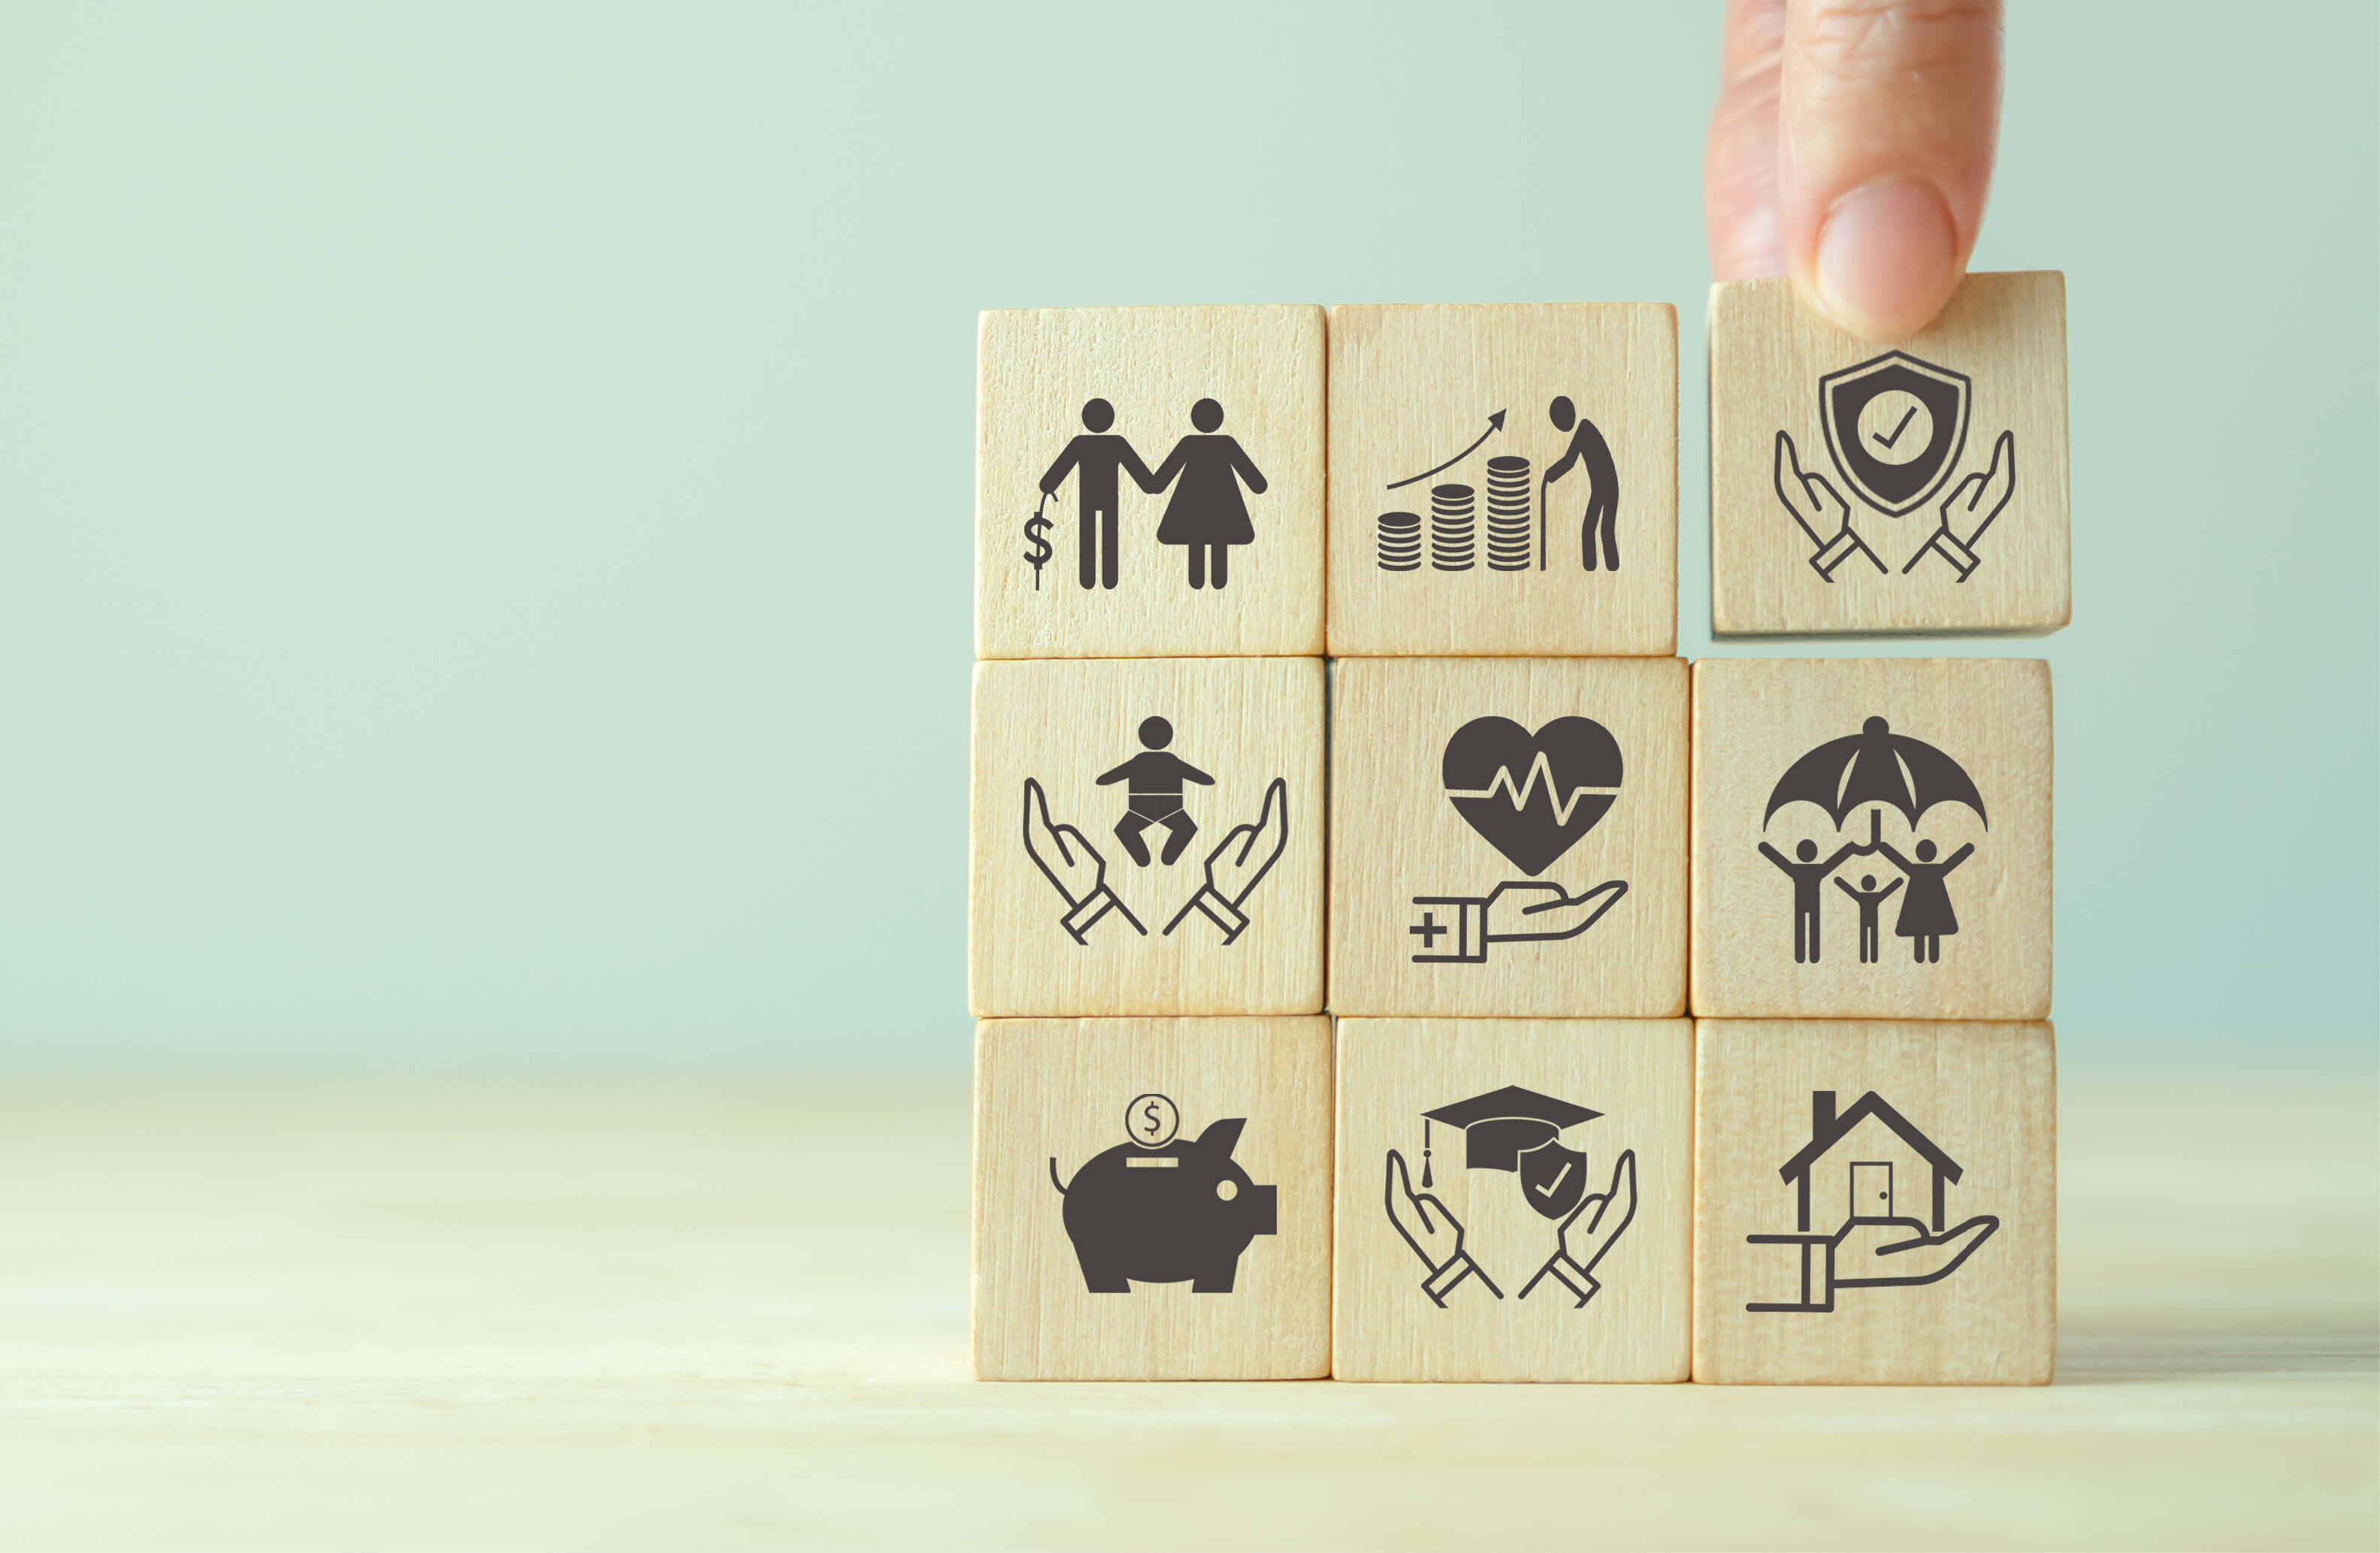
[[1849, 1161, 1893, 1222]]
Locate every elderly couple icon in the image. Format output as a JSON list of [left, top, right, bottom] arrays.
[[1037, 397, 1267, 591]]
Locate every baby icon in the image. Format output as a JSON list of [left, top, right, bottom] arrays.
[[1096, 717, 1214, 867]]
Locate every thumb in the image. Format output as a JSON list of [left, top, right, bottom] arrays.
[[1780, 0, 2003, 340]]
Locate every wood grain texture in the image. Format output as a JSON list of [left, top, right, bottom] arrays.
[[1690, 657, 2051, 1020], [1327, 304, 1677, 657], [0, 1073, 2367, 1547], [1710, 273, 2070, 635], [969, 657, 1324, 1017], [972, 1017, 1332, 1379], [1332, 1018, 1693, 1382], [976, 307, 1325, 659], [1330, 657, 1688, 1017], [1693, 1020, 2057, 1385]]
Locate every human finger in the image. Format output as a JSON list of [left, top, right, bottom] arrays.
[[1778, 0, 2003, 338], [1705, 0, 1791, 281]]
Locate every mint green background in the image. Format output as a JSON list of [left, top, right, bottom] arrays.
[[0, 5, 2370, 1064]]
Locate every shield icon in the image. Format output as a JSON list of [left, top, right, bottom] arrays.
[[1819, 351, 1971, 516], [1518, 1142, 1591, 1221]]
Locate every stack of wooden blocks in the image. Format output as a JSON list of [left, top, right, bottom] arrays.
[[971, 279, 2067, 1385]]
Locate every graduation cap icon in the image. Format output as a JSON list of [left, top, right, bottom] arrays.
[[1419, 1085, 1602, 1186]]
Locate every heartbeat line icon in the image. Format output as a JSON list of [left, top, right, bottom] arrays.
[[1446, 754, 1620, 826]]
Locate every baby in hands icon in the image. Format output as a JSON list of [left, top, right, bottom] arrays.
[[1020, 714, 1290, 949]]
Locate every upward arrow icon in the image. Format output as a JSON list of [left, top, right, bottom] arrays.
[[1387, 410, 1507, 491]]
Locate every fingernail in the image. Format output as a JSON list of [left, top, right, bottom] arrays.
[[1813, 177, 1959, 340]]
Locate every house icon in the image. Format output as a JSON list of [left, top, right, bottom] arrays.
[[1747, 1089, 2000, 1315], [1778, 1089, 1963, 1234]]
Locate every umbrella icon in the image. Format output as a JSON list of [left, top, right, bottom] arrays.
[[1763, 718, 1987, 833]]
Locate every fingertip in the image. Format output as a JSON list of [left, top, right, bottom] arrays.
[[1807, 177, 1963, 341]]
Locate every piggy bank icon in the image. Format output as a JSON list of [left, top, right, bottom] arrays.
[[1048, 1115, 1278, 1293]]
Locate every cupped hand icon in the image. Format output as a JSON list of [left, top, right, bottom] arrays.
[[1408, 879, 1628, 964], [1488, 880, 1628, 942], [1746, 1212, 2000, 1313], [1386, 1149, 1501, 1306], [1774, 430, 1886, 580], [1519, 1149, 1638, 1306], [1021, 778, 1145, 944], [1163, 777, 1287, 946], [1905, 428, 2015, 579]]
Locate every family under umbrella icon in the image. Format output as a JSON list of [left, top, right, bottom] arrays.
[[1759, 718, 1986, 965]]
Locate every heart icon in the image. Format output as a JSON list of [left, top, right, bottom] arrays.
[[1441, 716, 1624, 877]]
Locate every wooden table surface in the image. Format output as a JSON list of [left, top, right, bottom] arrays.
[[0, 1068, 2369, 1551]]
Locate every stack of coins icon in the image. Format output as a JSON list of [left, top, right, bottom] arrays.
[[1429, 484, 1475, 572], [1376, 511, 1422, 572], [1484, 455, 1535, 570]]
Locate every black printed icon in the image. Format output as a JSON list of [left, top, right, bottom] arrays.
[[1038, 398, 1155, 592], [1023, 778, 1146, 944], [1546, 396, 1620, 572], [1375, 400, 1619, 574], [1098, 717, 1212, 867], [1022, 717, 1288, 947], [1774, 350, 2016, 582], [1051, 1095, 1278, 1293], [1384, 1085, 1638, 1308], [1759, 717, 1985, 966], [1021, 491, 1055, 591], [1150, 399, 1266, 591], [1033, 397, 1265, 592], [1410, 717, 1628, 964], [1746, 1089, 1999, 1314]]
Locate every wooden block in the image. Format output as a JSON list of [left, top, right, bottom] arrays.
[[1329, 657, 1688, 1017], [1692, 1019, 2056, 1385], [976, 307, 1325, 659], [1326, 304, 1677, 656], [1690, 657, 2051, 1020], [1709, 273, 2070, 635], [969, 657, 1324, 1017], [972, 1017, 1332, 1379], [1332, 1017, 1693, 1382]]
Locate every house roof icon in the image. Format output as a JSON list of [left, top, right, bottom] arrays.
[[1777, 1089, 1963, 1186]]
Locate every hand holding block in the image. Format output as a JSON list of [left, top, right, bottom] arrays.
[[977, 307, 1324, 659], [973, 1017, 1332, 1379], [1327, 304, 1677, 656], [1693, 1020, 2055, 1385], [970, 657, 1324, 1017], [1691, 657, 2051, 1020], [1710, 273, 2069, 635], [1330, 657, 1688, 1017], [1333, 1018, 1692, 1382]]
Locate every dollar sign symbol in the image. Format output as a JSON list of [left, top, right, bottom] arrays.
[[1139, 1099, 1162, 1138], [1022, 512, 1053, 591]]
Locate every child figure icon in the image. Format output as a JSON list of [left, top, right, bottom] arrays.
[[1096, 717, 1214, 866], [1833, 873, 1904, 964]]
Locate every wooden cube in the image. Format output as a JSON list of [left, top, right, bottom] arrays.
[[969, 657, 1324, 1017], [976, 307, 1325, 659], [1690, 657, 2051, 1020], [1327, 304, 1677, 657], [1329, 657, 1688, 1018], [1693, 1019, 2056, 1385], [1709, 273, 2070, 636], [972, 1017, 1332, 1379], [1332, 1017, 1693, 1382]]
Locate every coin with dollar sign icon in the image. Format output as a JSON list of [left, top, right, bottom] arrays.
[[1123, 1092, 1180, 1148]]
